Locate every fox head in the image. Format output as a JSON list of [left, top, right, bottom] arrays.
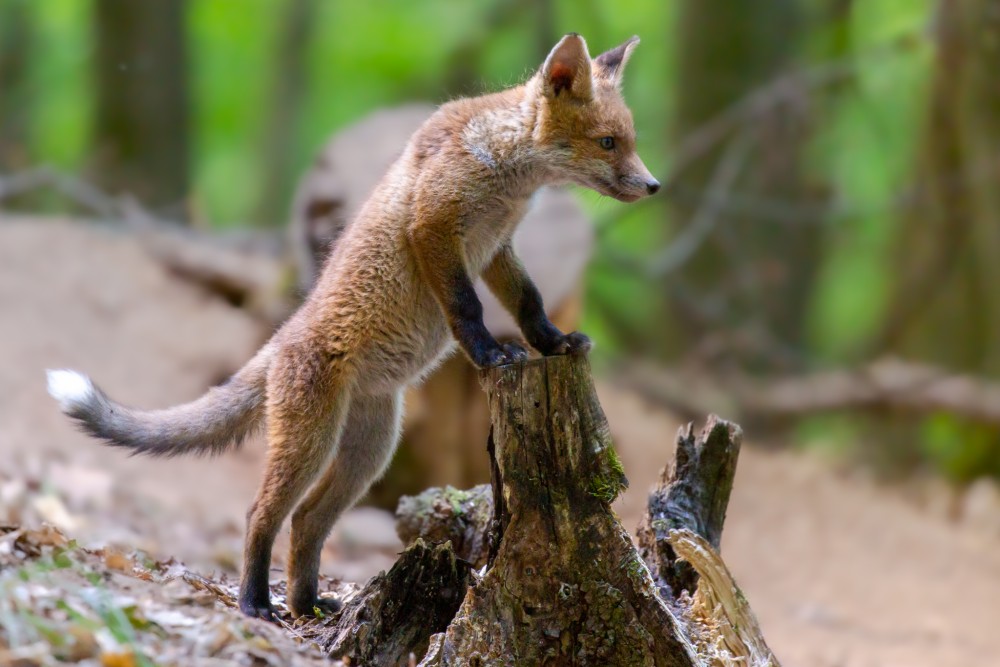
[[533, 34, 659, 202]]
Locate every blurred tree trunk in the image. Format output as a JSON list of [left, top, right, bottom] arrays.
[[879, 0, 1000, 373], [0, 0, 35, 171], [666, 0, 823, 372], [254, 0, 319, 226], [872, 0, 1000, 480], [826, 0, 855, 58], [91, 0, 190, 213]]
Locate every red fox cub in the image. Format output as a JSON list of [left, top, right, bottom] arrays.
[[47, 33, 659, 621]]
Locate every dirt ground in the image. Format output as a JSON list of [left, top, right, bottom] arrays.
[[2, 217, 999, 666]]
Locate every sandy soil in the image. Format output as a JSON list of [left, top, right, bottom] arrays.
[[2, 217, 998, 666]]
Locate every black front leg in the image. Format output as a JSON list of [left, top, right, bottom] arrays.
[[517, 282, 592, 357], [449, 270, 528, 368]]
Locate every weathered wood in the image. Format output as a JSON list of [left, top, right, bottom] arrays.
[[638, 415, 742, 596], [308, 539, 472, 667], [396, 485, 493, 569], [420, 356, 698, 667], [667, 530, 779, 667], [386, 360, 778, 666]]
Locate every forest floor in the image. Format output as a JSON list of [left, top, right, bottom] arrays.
[[1, 217, 999, 666]]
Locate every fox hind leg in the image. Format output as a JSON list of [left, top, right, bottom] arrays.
[[238, 351, 354, 621], [286, 390, 403, 618]]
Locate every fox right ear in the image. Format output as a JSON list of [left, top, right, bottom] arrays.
[[541, 33, 593, 101], [594, 36, 639, 87]]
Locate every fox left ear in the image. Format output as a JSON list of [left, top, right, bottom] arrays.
[[594, 36, 640, 86], [541, 33, 594, 101]]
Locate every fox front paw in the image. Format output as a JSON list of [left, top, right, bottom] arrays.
[[539, 331, 592, 356], [478, 341, 529, 368]]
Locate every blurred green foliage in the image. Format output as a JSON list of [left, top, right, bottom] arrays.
[[18, 0, 672, 224], [807, 2, 931, 361], [11, 0, 997, 484]]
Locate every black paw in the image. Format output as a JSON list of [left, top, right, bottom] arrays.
[[291, 596, 343, 619], [544, 331, 593, 356], [479, 341, 529, 368], [239, 598, 279, 623]]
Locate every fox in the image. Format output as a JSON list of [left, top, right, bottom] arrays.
[[46, 33, 659, 621]]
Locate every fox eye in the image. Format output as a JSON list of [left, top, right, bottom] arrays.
[[599, 136, 615, 150]]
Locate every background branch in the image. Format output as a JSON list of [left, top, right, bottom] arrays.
[[621, 358, 1000, 428]]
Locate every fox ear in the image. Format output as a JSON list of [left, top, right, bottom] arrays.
[[594, 36, 640, 86], [541, 33, 593, 100]]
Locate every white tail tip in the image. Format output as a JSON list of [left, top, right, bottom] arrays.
[[46, 369, 94, 412]]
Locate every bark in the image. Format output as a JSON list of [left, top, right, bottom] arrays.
[[666, 530, 780, 667], [308, 539, 472, 667], [91, 0, 190, 210], [396, 485, 493, 570], [419, 356, 698, 666], [391, 411, 774, 666], [638, 416, 742, 597]]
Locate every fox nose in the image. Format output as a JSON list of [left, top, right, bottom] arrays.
[[646, 179, 661, 195]]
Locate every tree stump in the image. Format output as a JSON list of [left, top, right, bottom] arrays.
[[664, 530, 779, 666], [638, 416, 742, 597], [635, 417, 779, 665], [180, 356, 774, 664], [306, 539, 472, 666], [396, 485, 493, 569], [419, 356, 699, 666]]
